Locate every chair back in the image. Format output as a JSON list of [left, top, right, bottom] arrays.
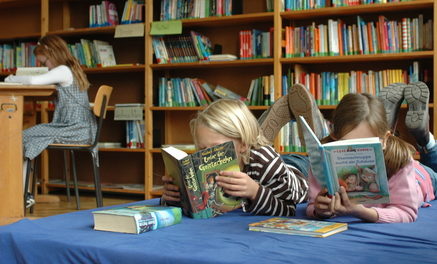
[[92, 85, 113, 148], [94, 85, 113, 118]]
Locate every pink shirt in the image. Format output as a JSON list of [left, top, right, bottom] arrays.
[[306, 159, 434, 223]]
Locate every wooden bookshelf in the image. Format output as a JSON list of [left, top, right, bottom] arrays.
[[145, 0, 437, 198], [0, 0, 147, 198], [0, 0, 435, 201]]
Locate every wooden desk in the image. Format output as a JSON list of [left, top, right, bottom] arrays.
[[0, 85, 56, 223]]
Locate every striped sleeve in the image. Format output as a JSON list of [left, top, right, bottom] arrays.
[[243, 146, 309, 216]]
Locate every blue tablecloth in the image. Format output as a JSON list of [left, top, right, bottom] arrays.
[[1, 199, 437, 264]]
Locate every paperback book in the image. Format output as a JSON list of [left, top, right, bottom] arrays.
[[248, 217, 348, 238], [92, 205, 182, 234], [299, 116, 390, 204], [161, 141, 243, 219]]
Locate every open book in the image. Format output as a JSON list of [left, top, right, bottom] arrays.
[[0, 67, 49, 85], [161, 141, 243, 219], [299, 116, 390, 204]]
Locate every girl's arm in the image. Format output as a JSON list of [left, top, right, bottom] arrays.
[[369, 161, 420, 223], [242, 146, 308, 216], [5, 65, 73, 86]]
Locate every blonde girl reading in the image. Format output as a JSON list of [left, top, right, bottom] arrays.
[[161, 99, 308, 216]]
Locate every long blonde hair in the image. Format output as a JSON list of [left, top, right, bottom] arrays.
[[322, 93, 415, 177], [34, 35, 90, 91], [190, 99, 270, 164]]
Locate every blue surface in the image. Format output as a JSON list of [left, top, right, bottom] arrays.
[[1, 199, 437, 264]]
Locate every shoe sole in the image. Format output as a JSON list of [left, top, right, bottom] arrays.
[[289, 83, 321, 147], [258, 95, 293, 143], [378, 83, 406, 131], [405, 82, 429, 136]]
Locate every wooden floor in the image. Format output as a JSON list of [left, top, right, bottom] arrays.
[[27, 192, 142, 218]]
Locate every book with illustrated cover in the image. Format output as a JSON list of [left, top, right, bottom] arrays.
[[299, 116, 390, 204], [248, 217, 348, 238], [161, 141, 243, 219], [92, 205, 182, 234]]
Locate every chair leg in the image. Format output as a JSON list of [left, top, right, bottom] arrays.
[[70, 150, 81, 210], [91, 149, 103, 207], [24, 158, 32, 215], [29, 157, 39, 214], [63, 151, 71, 202]]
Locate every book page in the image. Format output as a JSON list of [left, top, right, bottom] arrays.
[[16, 67, 49, 76]]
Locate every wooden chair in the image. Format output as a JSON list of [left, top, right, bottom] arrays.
[[25, 85, 113, 212]]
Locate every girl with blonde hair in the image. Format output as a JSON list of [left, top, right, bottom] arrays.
[[162, 99, 309, 216]]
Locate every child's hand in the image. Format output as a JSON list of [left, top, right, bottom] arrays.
[[215, 170, 259, 200], [331, 186, 357, 215], [161, 175, 180, 202], [313, 188, 335, 218], [332, 186, 378, 222]]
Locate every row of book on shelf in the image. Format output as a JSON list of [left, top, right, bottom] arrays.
[[281, 0, 412, 11], [157, 75, 274, 107], [0, 39, 117, 72], [156, 60, 427, 108], [159, 0, 242, 21], [282, 61, 428, 106], [284, 14, 433, 58], [152, 28, 273, 64], [89, 0, 144, 27]]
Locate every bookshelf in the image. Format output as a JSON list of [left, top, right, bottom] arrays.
[[0, 0, 435, 200], [0, 0, 147, 197], [145, 0, 436, 198]]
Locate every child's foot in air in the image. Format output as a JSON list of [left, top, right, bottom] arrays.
[[378, 83, 406, 131], [404, 81, 430, 148]]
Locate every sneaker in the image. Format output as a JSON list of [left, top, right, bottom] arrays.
[[289, 83, 328, 147], [258, 94, 294, 143], [404, 81, 430, 147], [378, 83, 406, 131], [26, 193, 35, 209]]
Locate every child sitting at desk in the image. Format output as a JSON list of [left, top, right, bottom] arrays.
[[5, 35, 96, 208], [161, 99, 309, 216], [307, 83, 437, 223]]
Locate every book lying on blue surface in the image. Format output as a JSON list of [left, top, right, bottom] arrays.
[[249, 217, 347, 238], [92, 205, 182, 234]]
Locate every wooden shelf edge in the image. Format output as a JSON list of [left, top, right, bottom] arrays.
[[83, 65, 145, 74], [281, 51, 434, 64], [150, 58, 274, 69], [99, 148, 146, 153], [47, 26, 117, 36], [176, 12, 274, 27], [281, 0, 434, 19], [0, 33, 41, 42], [45, 183, 145, 195]]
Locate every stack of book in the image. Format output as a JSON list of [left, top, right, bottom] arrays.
[[152, 30, 212, 64], [89, 0, 119, 28], [67, 39, 116, 68]]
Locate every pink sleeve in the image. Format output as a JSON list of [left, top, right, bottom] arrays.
[[371, 160, 420, 223], [306, 169, 322, 218]]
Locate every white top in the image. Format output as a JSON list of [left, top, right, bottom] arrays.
[[5, 65, 74, 87]]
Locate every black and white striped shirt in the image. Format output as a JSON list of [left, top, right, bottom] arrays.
[[243, 145, 308, 216]]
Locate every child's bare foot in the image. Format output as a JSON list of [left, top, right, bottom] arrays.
[[405, 81, 430, 147], [378, 83, 406, 131]]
